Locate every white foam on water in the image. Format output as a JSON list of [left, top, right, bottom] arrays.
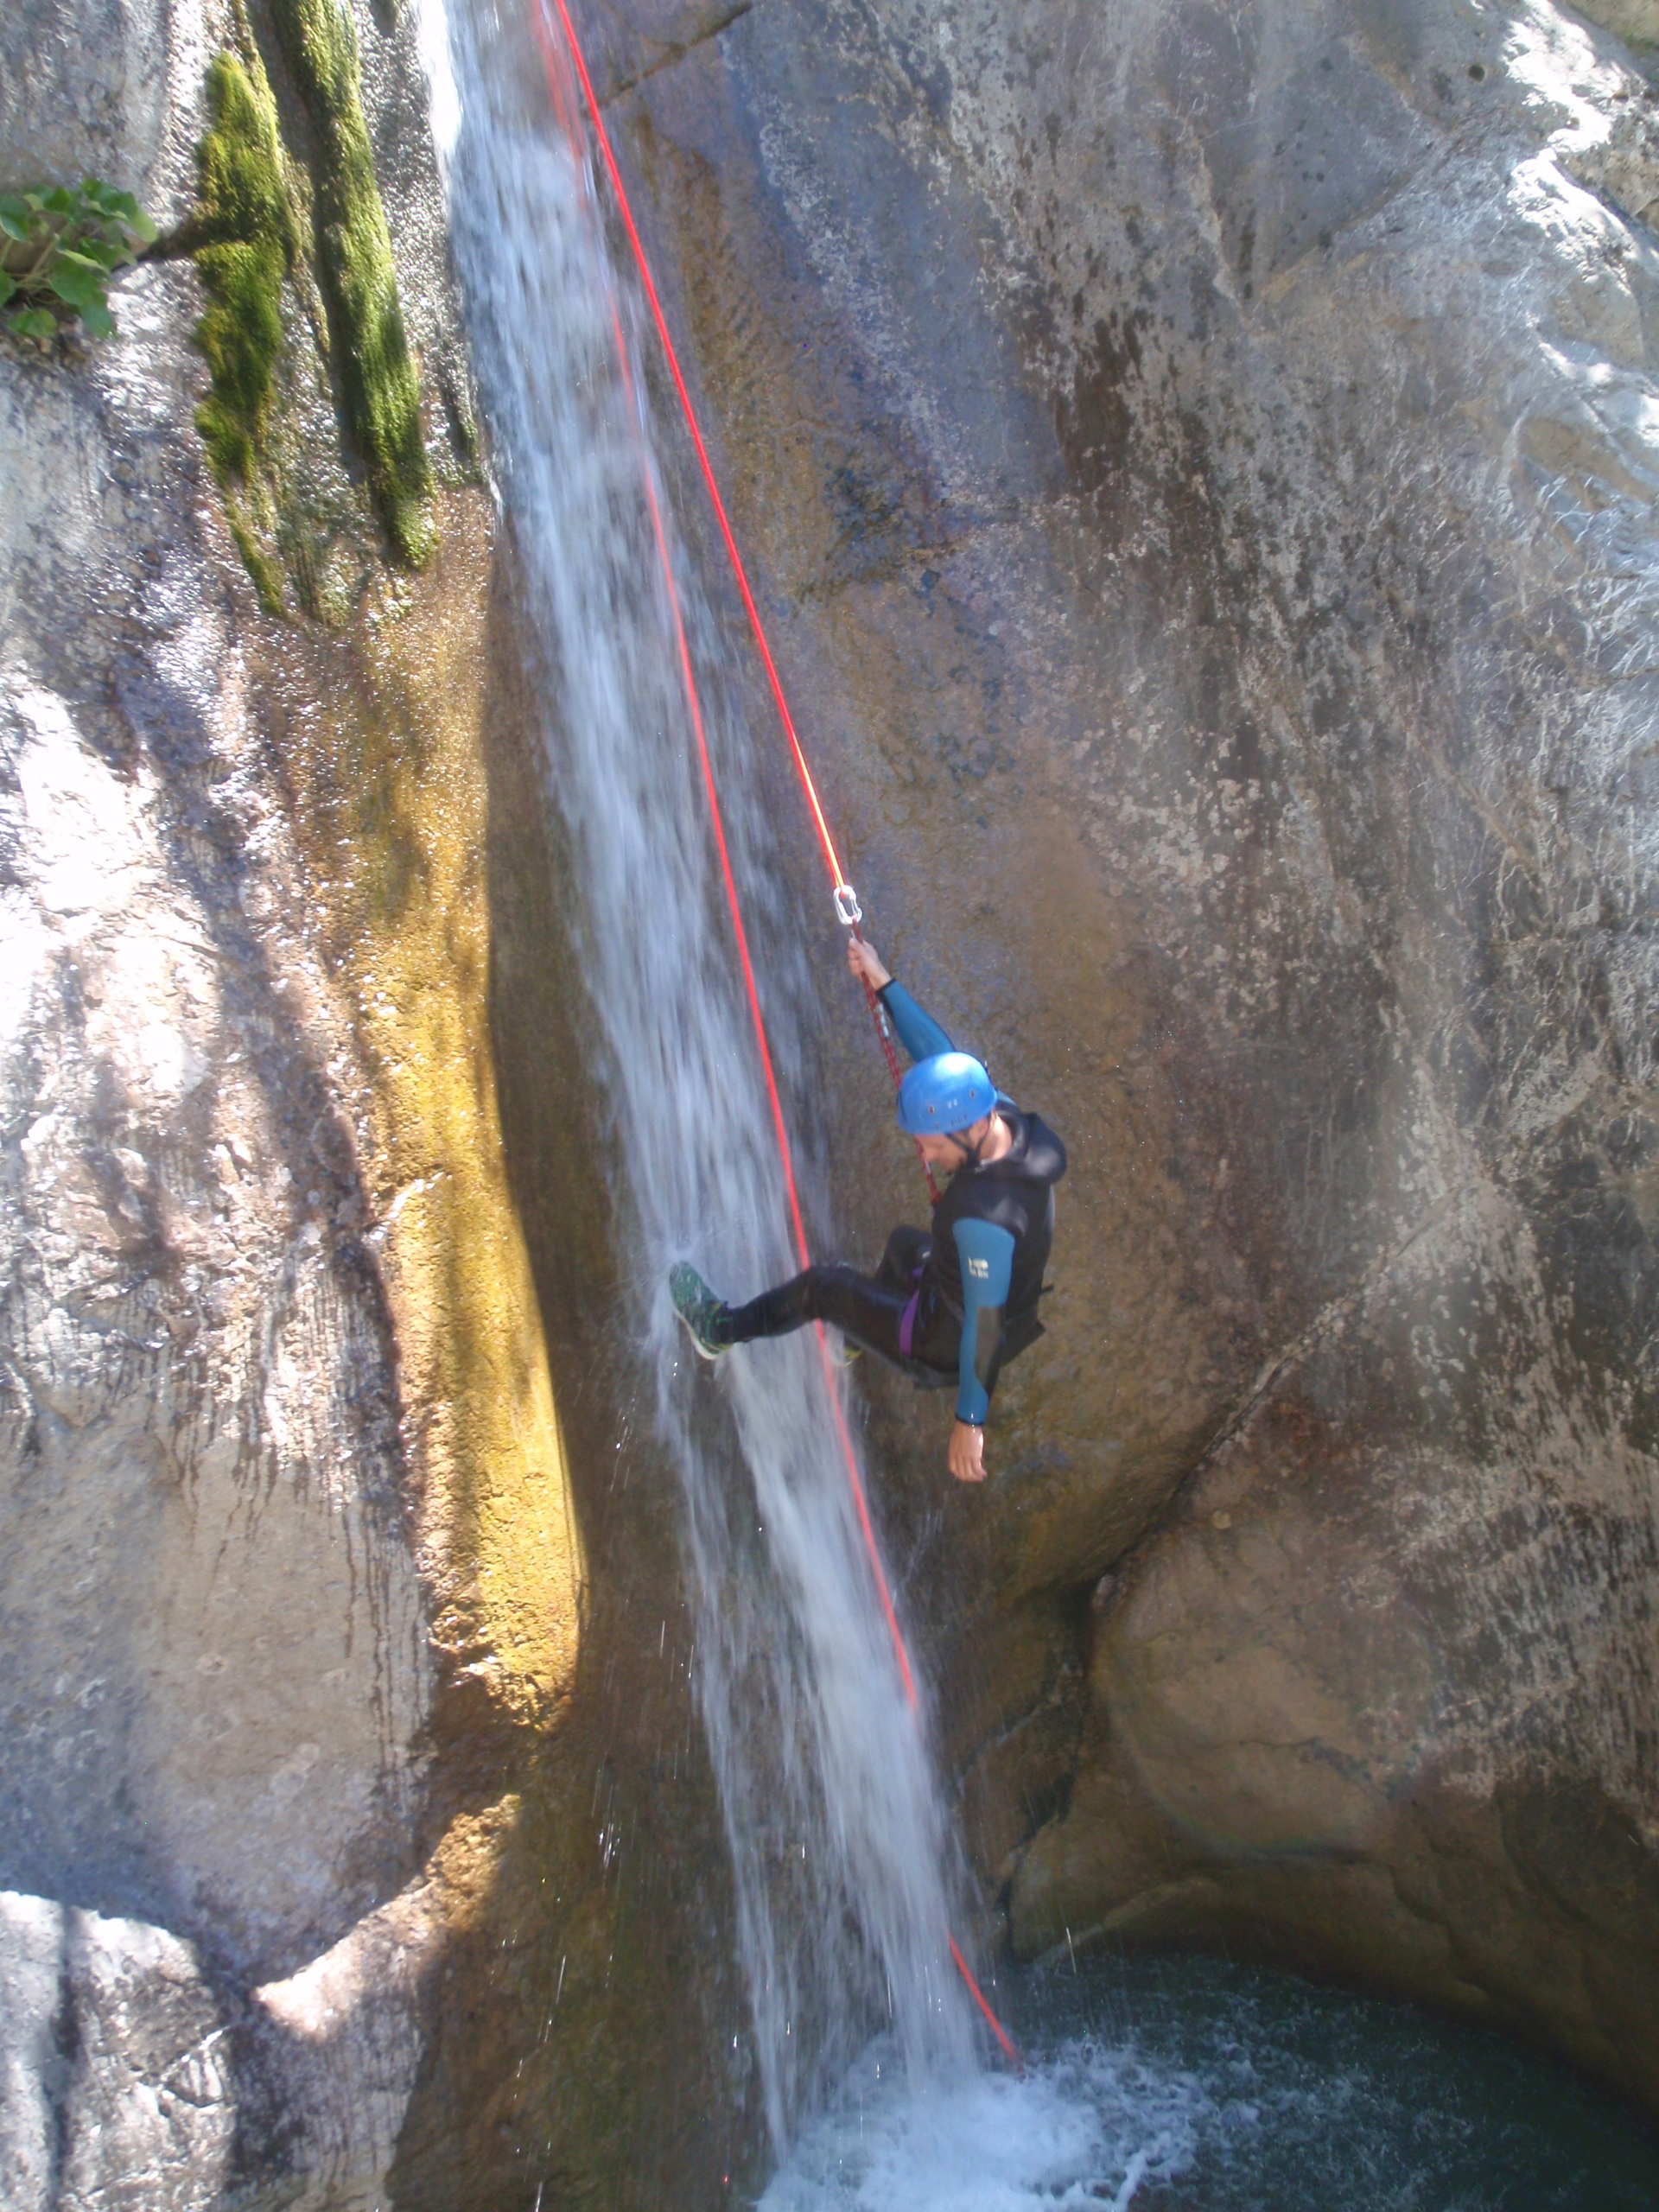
[[760, 2036, 1212, 2212], [424, 0, 976, 2152]]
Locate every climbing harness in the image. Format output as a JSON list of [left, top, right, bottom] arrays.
[[535, 0, 1020, 2074]]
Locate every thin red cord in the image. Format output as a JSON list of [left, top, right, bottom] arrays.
[[534, 0, 1018, 2068], [545, 0, 846, 893], [950, 1935, 1023, 2072], [531, 0, 938, 1196], [588, 204, 919, 1713], [638, 404, 918, 1713]]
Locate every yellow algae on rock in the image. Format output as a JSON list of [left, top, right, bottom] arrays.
[[258, 493, 581, 1730]]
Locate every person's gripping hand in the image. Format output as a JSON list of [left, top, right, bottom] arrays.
[[949, 1420, 986, 1484], [848, 937, 892, 992]]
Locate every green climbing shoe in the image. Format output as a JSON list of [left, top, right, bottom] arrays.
[[670, 1262, 732, 1361]]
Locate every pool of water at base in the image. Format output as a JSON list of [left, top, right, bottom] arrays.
[[757, 1951, 1659, 2212]]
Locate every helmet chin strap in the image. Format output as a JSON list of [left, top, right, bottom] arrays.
[[949, 1111, 996, 1170]]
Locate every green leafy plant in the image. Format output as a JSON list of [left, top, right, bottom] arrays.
[[0, 180, 156, 344]]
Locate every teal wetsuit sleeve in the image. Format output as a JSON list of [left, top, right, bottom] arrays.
[[878, 981, 955, 1064], [951, 1217, 1015, 1425]]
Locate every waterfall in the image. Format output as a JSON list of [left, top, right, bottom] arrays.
[[423, 0, 976, 2147]]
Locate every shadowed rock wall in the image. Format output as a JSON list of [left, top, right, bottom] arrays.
[[577, 0, 1659, 2117]]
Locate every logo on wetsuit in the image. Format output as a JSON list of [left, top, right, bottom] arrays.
[[966, 1257, 991, 1280]]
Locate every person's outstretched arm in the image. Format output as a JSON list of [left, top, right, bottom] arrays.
[[847, 938, 957, 1063], [948, 1216, 1014, 1483]]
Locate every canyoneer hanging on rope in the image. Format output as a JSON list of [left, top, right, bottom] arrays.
[[671, 938, 1066, 1484]]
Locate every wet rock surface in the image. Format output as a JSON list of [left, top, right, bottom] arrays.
[[2, 0, 749, 2205], [586, 0, 1659, 2116], [10, 0, 1659, 2196]]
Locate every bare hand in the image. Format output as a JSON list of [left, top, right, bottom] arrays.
[[948, 1421, 987, 1484], [848, 937, 892, 993]]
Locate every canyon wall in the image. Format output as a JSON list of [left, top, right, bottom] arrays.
[[586, 0, 1659, 2118], [9, 0, 1659, 2201], [1, 0, 753, 2205]]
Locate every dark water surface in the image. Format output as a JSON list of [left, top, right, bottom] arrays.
[[1014, 1953, 1659, 2211], [761, 1950, 1659, 2210]]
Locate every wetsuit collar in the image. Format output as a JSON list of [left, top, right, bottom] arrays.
[[946, 1109, 1013, 1173]]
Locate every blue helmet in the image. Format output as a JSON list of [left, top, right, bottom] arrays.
[[897, 1052, 997, 1136]]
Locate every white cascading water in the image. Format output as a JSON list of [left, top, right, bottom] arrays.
[[422, 0, 976, 2150]]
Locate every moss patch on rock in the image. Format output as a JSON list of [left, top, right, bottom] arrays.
[[193, 48, 295, 611], [273, 0, 435, 568], [188, 0, 439, 610]]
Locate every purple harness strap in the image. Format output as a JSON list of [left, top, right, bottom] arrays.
[[898, 1289, 921, 1361]]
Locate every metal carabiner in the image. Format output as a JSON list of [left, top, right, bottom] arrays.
[[833, 882, 862, 929]]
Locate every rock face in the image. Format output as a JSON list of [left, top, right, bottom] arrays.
[[581, 0, 1659, 2120], [2, 0, 753, 2206], [11, 0, 1659, 2195], [0, 1891, 235, 2212], [0, 0, 474, 2193], [1580, 0, 1659, 49]]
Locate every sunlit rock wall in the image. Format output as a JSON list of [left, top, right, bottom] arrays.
[[0, 0, 719, 2203], [582, 0, 1659, 2114]]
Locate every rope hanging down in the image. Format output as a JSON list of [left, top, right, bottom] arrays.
[[524, 0, 915, 1714], [535, 0, 1020, 2073], [536, 0, 938, 1199]]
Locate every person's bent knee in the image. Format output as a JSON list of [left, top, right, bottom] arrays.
[[807, 1262, 866, 1320]]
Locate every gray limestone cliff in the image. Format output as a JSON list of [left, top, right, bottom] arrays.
[[1, 0, 749, 2206], [585, 0, 1659, 2126], [10, 0, 1659, 2202]]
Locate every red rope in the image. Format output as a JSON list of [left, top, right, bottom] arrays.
[[531, 0, 936, 1197], [534, 0, 1017, 2070], [607, 299, 918, 1715], [543, 0, 845, 894], [950, 1935, 1023, 2072]]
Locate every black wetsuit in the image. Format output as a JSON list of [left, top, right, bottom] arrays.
[[719, 980, 1065, 1423]]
